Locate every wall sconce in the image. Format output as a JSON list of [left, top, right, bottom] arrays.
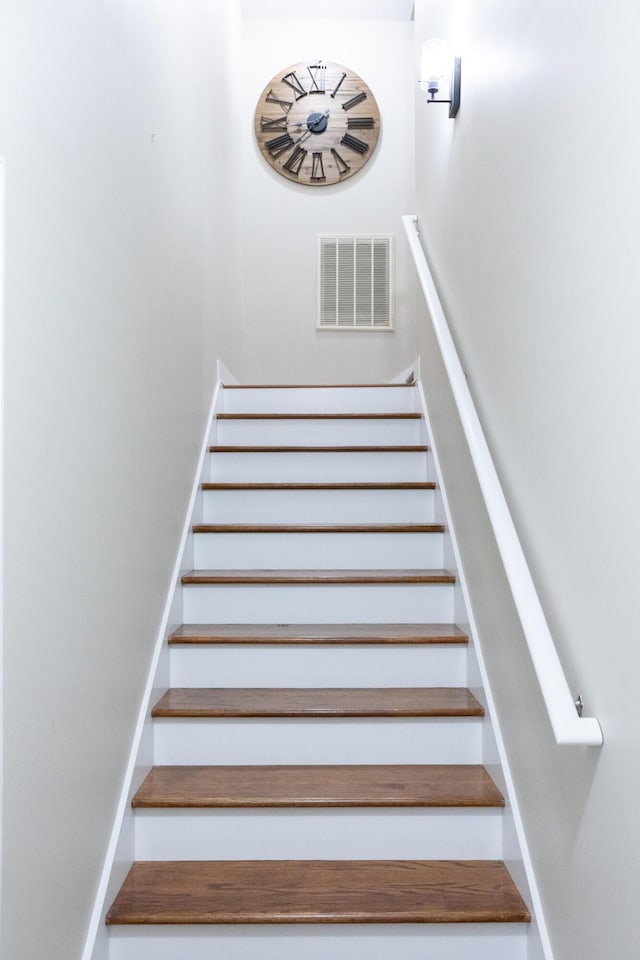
[[420, 39, 461, 118]]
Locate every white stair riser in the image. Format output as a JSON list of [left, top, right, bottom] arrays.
[[193, 532, 444, 569], [109, 924, 528, 960], [208, 450, 428, 483], [153, 718, 482, 765], [103, 383, 533, 960], [202, 488, 436, 524], [217, 420, 421, 446], [169, 644, 467, 688], [222, 387, 417, 414], [134, 808, 503, 861], [181, 583, 455, 624]]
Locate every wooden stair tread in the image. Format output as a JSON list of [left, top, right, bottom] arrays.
[[201, 481, 436, 490], [209, 445, 428, 453], [106, 859, 530, 925], [169, 623, 468, 645], [181, 569, 456, 585], [217, 412, 421, 420], [192, 523, 445, 534], [132, 764, 504, 808], [152, 687, 484, 718]]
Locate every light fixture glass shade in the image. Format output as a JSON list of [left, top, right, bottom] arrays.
[[420, 38, 450, 92]]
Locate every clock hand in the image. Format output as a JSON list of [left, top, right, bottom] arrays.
[[294, 128, 316, 146], [292, 108, 330, 143], [311, 108, 330, 129], [291, 109, 330, 129]]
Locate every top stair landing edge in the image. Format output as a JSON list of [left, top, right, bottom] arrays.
[[221, 384, 419, 416]]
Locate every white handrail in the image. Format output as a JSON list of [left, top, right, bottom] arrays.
[[0, 155, 5, 921], [403, 214, 603, 746]]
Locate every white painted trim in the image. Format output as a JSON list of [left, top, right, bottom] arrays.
[[403, 215, 602, 748], [415, 376, 554, 960], [390, 362, 417, 384], [80, 366, 228, 960]]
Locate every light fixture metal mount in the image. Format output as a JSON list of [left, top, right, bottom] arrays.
[[420, 39, 461, 119], [426, 56, 461, 119]]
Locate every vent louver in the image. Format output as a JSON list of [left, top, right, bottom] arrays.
[[318, 235, 394, 330]]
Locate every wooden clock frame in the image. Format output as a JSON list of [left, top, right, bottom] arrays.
[[254, 60, 380, 187]]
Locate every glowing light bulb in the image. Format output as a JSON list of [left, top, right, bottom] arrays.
[[421, 39, 450, 97]]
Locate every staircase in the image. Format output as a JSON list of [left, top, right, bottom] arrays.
[[105, 382, 532, 960]]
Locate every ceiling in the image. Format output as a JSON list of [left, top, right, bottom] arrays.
[[241, 0, 414, 20]]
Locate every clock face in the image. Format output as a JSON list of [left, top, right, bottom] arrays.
[[254, 61, 380, 187]]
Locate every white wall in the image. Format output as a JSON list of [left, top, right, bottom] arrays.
[[240, 16, 417, 383], [202, 1, 244, 395], [0, 1, 241, 957], [413, 1, 640, 958]]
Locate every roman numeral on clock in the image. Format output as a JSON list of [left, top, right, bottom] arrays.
[[330, 72, 347, 99], [341, 133, 369, 155], [307, 64, 326, 94], [260, 115, 288, 131], [341, 91, 367, 111], [283, 146, 307, 175], [266, 133, 295, 157], [266, 88, 293, 114], [330, 148, 351, 176], [282, 71, 307, 100], [347, 116, 375, 129], [311, 152, 326, 180]]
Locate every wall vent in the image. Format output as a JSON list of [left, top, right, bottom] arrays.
[[317, 235, 394, 330]]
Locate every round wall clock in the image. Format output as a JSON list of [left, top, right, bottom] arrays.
[[254, 60, 380, 187]]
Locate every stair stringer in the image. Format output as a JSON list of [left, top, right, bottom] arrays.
[[416, 375, 550, 960], [80, 369, 227, 960]]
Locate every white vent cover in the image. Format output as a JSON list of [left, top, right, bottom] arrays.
[[318, 235, 394, 330]]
